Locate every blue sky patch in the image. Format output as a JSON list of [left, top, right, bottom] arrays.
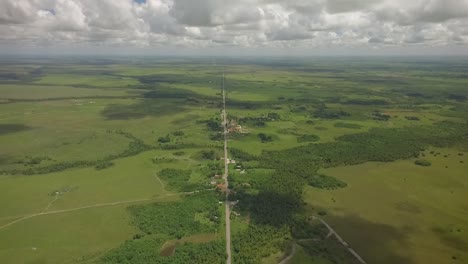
[[45, 9, 56, 15]]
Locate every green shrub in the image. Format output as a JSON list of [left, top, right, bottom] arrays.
[[334, 122, 362, 129], [95, 161, 114, 170], [258, 133, 273, 143], [308, 174, 347, 190], [318, 210, 327, 216], [157, 135, 171, 143], [196, 150, 218, 160], [172, 130, 185, 136], [414, 159, 432, 166], [230, 148, 257, 161]]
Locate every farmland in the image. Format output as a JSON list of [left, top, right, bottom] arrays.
[[1, 56, 467, 264]]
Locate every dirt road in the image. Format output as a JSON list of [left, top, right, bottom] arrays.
[[313, 216, 367, 264], [278, 242, 296, 264]]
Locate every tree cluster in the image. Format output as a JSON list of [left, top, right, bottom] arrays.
[[257, 133, 273, 143]]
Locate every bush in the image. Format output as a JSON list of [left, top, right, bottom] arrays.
[[95, 161, 114, 170], [313, 108, 351, 119], [197, 150, 218, 160], [405, 116, 420, 121], [157, 135, 171, 143], [372, 112, 391, 121], [414, 159, 432, 166], [258, 133, 273, 143], [308, 174, 347, 190], [205, 118, 221, 131], [230, 148, 257, 161], [267, 112, 280, 120], [318, 210, 327, 216], [344, 99, 389, 105], [172, 130, 185, 136], [297, 134, 320, 143], [334, 122, 363, 129]]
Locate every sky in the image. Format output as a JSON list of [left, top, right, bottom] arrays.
[[1, 0, 468, 56]]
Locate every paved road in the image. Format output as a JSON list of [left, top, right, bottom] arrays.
[[222, 69, 232, 264]]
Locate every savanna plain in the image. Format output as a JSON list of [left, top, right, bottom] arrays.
[[0, 56, 467, 264]]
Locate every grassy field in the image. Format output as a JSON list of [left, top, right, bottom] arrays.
[[0, 58, 227, 263], [0, 204, 138, 264], [0, 84, 135, 100], [304, 147, 468, 264], [1, 56, 467, 264]]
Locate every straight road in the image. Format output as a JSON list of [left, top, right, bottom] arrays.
[[222, 69, 232, 264], [313, 216, 367, 264]]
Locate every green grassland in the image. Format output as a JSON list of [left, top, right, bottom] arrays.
[[0, 58, 228, 263], [305, 148, 468, 264], [1, 57, 468, 264], [0, 84, 135, 100], [0, 204, 138, 264], [34, 73, 139, 88]]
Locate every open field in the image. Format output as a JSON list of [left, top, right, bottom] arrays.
[[0, 204, 138, 264], [304, 148, 468, 264], [1, 56, 468, 264]]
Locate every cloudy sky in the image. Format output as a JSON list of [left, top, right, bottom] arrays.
[[1, 0, 468, 55]]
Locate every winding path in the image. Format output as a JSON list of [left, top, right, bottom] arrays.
[[278, 243, 296, 264]]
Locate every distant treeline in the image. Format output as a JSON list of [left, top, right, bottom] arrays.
[[342, 99, 390, 105], [1, 95, 139, 104]]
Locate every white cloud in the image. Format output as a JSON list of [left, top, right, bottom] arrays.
[[0, 0, 467, 53]]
